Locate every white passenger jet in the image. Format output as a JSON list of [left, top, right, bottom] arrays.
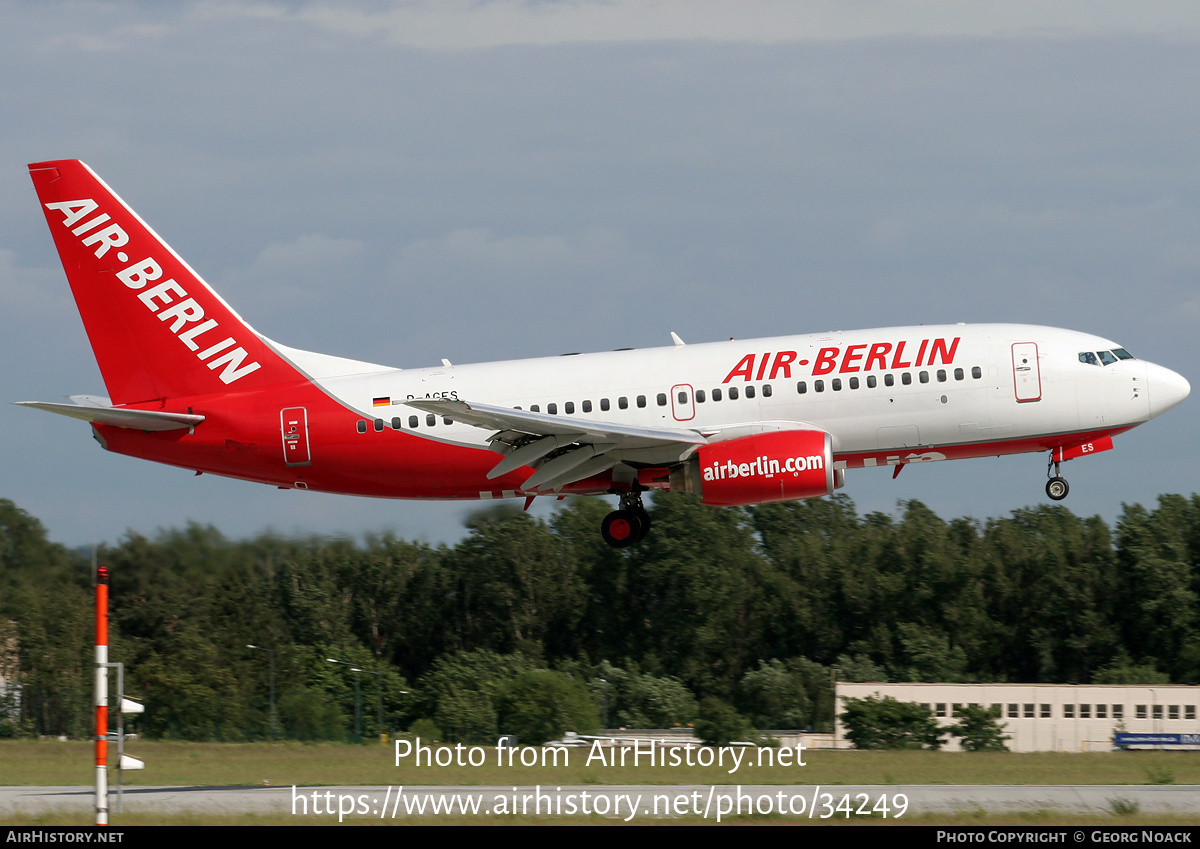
[[19, 160, 1191, 546]]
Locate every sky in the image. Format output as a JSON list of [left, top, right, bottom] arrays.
[[2, 0, 1198, 549]]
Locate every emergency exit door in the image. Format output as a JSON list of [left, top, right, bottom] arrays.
[[1012, 343, 1042, 402], [281, 407, 312, 466]]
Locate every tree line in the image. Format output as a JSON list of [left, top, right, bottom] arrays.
[[1, 491, 1196, 743]]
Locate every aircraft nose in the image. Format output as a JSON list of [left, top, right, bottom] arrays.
[[1146, 362, 1191, 419]]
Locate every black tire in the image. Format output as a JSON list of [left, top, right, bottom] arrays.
[[632, 507, 652, 543], [601, 510, 641, 548], [1046, 477, 1069, 501]]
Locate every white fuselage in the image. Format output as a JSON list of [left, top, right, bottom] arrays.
[[307, 323, 1180, 473]]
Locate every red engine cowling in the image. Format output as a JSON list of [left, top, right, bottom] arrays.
[[670, 429, 840, 507]]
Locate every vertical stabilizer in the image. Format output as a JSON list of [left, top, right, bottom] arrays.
[[29, 160, 300, 405]]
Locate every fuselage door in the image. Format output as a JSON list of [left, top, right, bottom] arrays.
[[1012, 342, 1042, 402], [670, 384, 695, 422], [281, 407, 312, 466]]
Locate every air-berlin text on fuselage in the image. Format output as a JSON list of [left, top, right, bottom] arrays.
[[44, 198, 261, 385], [722, 338, 961, 383], [702, 452, 824, 483]]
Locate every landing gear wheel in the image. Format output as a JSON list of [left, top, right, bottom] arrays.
[[1046, 476, 1069, 501], [632, 506, 651, 543], [601, 510, 642, 548]]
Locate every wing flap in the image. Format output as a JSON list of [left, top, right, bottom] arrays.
[[406, 397, 706, 491]]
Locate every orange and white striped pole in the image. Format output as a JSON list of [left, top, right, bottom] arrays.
[[95, 564, 109, 826]]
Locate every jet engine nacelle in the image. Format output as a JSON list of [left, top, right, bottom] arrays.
[[670, 429, 841, 507]]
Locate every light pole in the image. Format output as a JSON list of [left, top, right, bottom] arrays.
[[327, 658, 362, 739], [246, 645, 276, 740], [355, 668, 383, 740]]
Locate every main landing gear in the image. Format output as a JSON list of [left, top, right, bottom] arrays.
[[601, 486, 651, 548], [1045, 454, 1069, 501]]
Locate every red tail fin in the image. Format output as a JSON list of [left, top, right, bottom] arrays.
[[29, 160, 302, 405]]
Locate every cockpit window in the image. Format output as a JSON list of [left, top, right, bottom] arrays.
[[1080, 349, 1134, 366]]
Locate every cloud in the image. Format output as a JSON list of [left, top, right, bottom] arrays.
[[0, 250, 73, 316], [38, 21, 173, 52], [397, 226, 627, 278], [219, 233, 367, 304], [195, 0, 1200, 49]]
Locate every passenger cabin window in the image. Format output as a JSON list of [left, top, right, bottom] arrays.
[[374, 419, 384, 432], [618, 397, 628, 409], [831, 378, 842, 391], [600, 398, 610, 411], [815, 380, 825, 393], [712, 388, 723, 401], [637, 395, 647, 408], [565, 401, 575, 414], [582, 400, 592, 413], [356, 420, 367, 434], [762, 384, 772, 397], [885, 374, 894, 387], [901, 373, 912, 385], [408, 415, 418, 428], [696, 389, 706, 403], [849, 377, 859, 389], [391, 417, 402, 429], [866, 375, 876, 388], [657, 393, 668, 406], [728, 387, 739, 400], [426, 414, 436, 427], [797, 381, 807, 395], [972, 366, 982, 378], [677, 391, 688, 404], [548, 403, 558, 414], [530, 404, 540, 412], [745, 385, 756, 399]]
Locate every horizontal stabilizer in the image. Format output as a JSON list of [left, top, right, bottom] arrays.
[[15, 400, 204, 431]]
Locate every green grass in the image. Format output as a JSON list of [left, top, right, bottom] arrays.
[[3, 739, 1200, 787]]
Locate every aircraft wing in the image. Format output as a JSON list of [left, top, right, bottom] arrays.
[[405, 398, 706, 492]]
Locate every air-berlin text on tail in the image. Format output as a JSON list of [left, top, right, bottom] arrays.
[[44, 198, 261, 385], [723, 337, 961, 383]]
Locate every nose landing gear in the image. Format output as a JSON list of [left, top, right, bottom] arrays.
[[601, 486, 652, 547], [1045, 454, 1069, 501]]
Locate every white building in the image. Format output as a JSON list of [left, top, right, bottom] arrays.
[[835, 683, 1200, 752]]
